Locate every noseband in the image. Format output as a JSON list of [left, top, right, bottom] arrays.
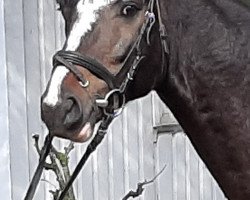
[[24, 0, 168, 199]]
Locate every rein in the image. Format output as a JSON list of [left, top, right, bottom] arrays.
[[24, 134, 53, 200], [24, 0, 168, 199]]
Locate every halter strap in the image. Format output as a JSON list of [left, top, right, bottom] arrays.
[[156, 0, 169, 54]]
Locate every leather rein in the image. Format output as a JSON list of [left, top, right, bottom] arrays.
[[24, 0, 168, 199]]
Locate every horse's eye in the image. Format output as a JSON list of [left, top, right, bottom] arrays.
[[121, 5, 138, 17]]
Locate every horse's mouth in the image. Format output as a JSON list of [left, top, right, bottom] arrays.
[[71, 122, 93, 142], [70, 107, 102, 143]]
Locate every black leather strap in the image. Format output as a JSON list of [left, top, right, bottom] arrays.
[[53, 51, 117, 89], [24, 134, 53, 200]]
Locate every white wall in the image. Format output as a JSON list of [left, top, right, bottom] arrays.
[[0, 0, 11, 198]]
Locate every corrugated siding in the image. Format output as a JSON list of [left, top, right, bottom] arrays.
[[0, 0, 11, 199], [0, 0, 226, 199], [152, 93, 227, 200]]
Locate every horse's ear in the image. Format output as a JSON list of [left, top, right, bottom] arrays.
[[55, 0, 78, 9], [56, 0, 79, 10], [55, 0, 64, 10], [55, 0, 63, 5]]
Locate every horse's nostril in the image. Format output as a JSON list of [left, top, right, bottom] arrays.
[[41, 94, 83, 133], [65, 98, 75, 112], [63, 97, 82, 129]]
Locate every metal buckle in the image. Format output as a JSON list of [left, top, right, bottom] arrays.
[[95, 89, 125, 117], [79, 80, 89, 88]]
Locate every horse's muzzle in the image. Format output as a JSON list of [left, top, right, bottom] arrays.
[[41, 94, 83, 135]]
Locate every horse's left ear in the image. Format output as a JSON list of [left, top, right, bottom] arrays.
[[55, 0, 63, 5], [55, 0, 78, 7], [55, 0, 64, 10]]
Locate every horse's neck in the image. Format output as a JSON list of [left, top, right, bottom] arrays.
[[157, 0, 250, 199]]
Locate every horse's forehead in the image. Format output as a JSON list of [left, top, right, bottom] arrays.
[[65, 0, 145, 50], [76, 0, 111, 11], [65, 0, 111, 50]]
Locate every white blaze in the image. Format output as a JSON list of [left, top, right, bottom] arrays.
[[65, 0, 109, 50], [43, 66, 69, 106], [43, 0, 110, 107]]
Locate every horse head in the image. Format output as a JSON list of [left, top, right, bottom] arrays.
[[41, 0, 167, 142]]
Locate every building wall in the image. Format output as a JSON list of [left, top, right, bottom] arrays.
[[0, 0, 11, 199], [0, 0, 226, 199]]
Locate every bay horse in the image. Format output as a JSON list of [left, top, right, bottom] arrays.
[[40, 0, 250, 199]]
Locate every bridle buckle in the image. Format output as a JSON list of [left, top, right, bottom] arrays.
[[96, 89, 125, 117]]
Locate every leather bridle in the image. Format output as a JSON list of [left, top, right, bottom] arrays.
[[24, 0, 168, 199]]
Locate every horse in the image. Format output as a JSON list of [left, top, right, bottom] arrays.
[[40, 0, 250, 199]]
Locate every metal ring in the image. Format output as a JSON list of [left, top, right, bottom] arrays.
[[79, 80, 89, 88]]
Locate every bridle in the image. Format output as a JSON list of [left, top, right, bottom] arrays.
[[24, 0, 168, 199]]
